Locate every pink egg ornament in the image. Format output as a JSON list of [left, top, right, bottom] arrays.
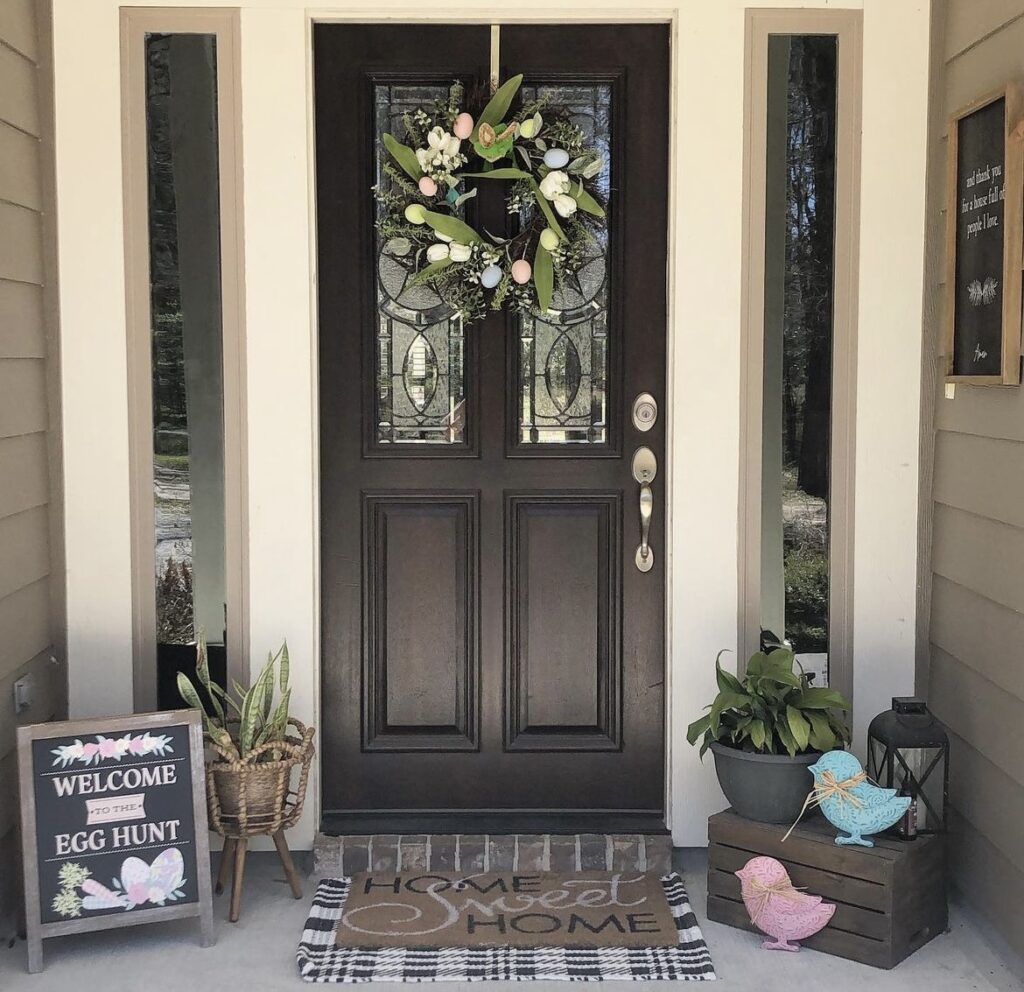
[[453, 112, 474, 140], [418, 175, 438, 197], [511, 259, 532, 284]]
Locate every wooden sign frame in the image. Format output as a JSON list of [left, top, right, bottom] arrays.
[[944, 81, 1024, 385], [17, 710, 214, 972]]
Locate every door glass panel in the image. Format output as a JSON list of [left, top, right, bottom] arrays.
[[374, 82, 467, 445], [518, 83, 611, 445], [759, 35, 837, 685], [144, 33, 228, 695]]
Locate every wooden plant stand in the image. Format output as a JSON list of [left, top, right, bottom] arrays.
[[206, 719, 315, 922], [214, 831, 304, 922], [707, 809, 947, 969]]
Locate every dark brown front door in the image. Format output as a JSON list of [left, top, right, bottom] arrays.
[[315, 23, 669, 830]]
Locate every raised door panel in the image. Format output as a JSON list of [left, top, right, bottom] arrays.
[[505, 492, 621, 750], [363, 493, 478, 751]]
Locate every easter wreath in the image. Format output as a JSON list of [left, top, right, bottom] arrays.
[[374, 74, 607, 324]]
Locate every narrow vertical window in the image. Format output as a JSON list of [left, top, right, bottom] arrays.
[[759, 34, 838, 685], [145, 32, 227, 700]]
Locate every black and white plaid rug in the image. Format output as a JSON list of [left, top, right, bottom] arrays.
[[296, 873, 716, 982]]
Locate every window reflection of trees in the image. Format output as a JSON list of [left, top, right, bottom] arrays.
[[781, 37, 836, 659]]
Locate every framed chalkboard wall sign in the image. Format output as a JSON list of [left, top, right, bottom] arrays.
[[944, 82, 1024, 384], [17, 710, 214, 972]]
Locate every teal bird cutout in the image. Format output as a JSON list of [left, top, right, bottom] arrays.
[[807, 751, 911, 848]]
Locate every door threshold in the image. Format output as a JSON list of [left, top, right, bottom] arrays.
[[314, 823, 673, 875], [320, 811, 668, 836]]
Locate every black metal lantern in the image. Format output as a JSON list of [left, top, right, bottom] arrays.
[[867, 697, 949, 835]]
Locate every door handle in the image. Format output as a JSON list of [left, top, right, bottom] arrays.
[[632, 446, 657, 573]]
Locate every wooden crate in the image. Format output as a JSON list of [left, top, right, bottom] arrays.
[[707, 809, 947, 969]]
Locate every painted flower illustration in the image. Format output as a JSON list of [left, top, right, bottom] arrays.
[[51, 732, 174, 767]]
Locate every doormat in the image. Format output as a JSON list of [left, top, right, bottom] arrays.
[[336, 872, 679, 949], [297, 873, 716, 982]]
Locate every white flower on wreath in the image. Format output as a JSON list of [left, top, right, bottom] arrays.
[[416, 127, 466, 180], [538, 170, 578, 219]]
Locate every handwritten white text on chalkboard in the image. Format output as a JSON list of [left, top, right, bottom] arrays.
[[962, 162, 1005, 239]]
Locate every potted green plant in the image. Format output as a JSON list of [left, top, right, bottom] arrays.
[[176, 635, 315, 835], [687, 647, 851, 824]]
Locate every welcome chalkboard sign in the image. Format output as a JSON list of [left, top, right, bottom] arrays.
[[944, 82, 1024, 384], [17, 710, 214, 972]]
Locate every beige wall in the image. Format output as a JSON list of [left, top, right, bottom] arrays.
[[922, 0, 1024, 960], [0, 0, 65, 936]]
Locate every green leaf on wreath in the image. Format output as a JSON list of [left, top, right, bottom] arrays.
[[528, 180, 566, 241], [422, 211, 483, 245], [573, 184, 605, 218], [409, 257, 454, 286], [534, 242, 554, 314], [478, 74, 524, 128], [383, 133, 422, 180], [460, 168, 532, 180]]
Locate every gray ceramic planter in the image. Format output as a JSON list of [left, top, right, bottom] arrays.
[[710, 741, 818, 824]]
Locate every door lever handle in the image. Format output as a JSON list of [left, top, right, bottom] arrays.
[[638, 484, 653, 570], [632, 446, 657, 573]]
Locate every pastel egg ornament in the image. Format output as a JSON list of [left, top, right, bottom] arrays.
[[480, 264, 503, 289], [539, 227, 560, 251], [404, 203, 427, 225], [418, 175, 438, 197], [453, 112, 474, 140], [543, 147, 570, 170], [511, 259, 532, 284]]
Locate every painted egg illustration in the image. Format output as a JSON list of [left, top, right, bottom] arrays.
[[418, 176, 438, 196], [480, 264, 503, 289], [543, 148, 570, 169], [453, 112, 474, 140], [539, 227, 560, 251], [404, 204, 427, 224], [511, 259, 532, 284]]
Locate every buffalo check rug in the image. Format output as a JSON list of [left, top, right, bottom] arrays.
[[296, 873, 717, 981]]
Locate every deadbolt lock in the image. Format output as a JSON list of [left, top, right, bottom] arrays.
[[632, 393, 658, 432]]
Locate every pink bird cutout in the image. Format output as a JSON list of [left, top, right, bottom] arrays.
[[735, 856, 835, 952]]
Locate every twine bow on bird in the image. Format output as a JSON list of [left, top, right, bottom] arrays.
[[781, 769, 867, 842], [745, 877, 806, 926]]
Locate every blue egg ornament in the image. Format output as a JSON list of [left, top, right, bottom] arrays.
[[543, 148, 570, 170], [480, 264, 503, 289]]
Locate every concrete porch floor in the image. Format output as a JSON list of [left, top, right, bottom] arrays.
[[1, 850, 1021, 991]]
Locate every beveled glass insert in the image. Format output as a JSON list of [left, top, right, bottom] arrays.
[[374, 83, 466, 445], [519, 83, 611, 445]]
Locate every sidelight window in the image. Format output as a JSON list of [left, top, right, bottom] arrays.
[[123, 11, 246, 710], [741, 12, 860, 700]]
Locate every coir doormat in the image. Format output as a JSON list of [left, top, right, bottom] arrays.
[[297, 873, 717, 982], [337, 872, 679, 949]]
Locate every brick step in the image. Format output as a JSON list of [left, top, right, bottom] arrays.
[[314, 833, 673, 876]]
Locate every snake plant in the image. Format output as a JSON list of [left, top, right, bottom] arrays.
[[687, 648, 851, 758], [176, 632, 292, 762]]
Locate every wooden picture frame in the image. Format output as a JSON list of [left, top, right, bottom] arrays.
[[17, 710, 214, 972], [944, 81, 1024, 384]]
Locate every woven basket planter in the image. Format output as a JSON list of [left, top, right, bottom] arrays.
[[205, 718, 314, 839]]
